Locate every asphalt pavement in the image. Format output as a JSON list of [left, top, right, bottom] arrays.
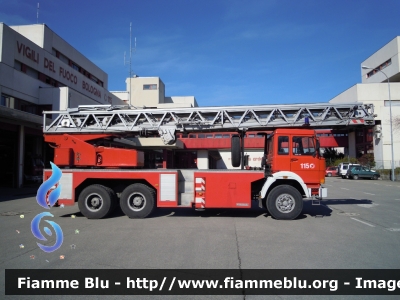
[[1, 177, 400, 300]]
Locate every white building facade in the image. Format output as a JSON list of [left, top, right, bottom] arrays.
[[112, 76, 198, 109], [330, 36, 400, 170], [0, 23, 125, 187]]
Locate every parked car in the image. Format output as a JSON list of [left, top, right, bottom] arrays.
[[346, 165, 380, 180], [337, 163, 360, 179], [24, 154, 44, 183], [325, 166, 338, 177]]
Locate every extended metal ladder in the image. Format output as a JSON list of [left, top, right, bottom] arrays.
[[43, 103, 375, 144]]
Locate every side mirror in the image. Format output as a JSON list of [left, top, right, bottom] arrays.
[[314, 139, 321, 158], [261, 156, 266, 167], [231, 135, 241, 167]]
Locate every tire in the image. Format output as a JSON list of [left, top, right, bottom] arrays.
[[327, 173, 332, 177], [103, 186, 118, 215], [266, 185, 303, 220], [120, 183, 155, 218], [373, 174, 378, 180], [353, 174, 359, 180], [78, 184, 116, 219], [342, 175, 346, 179], [231, 135, 241, 167]]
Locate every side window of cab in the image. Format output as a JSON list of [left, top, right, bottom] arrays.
[[292, 136, 315, 155], [277, 136, 289, 155]]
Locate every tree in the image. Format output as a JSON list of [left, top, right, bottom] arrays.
[[323, 148, 344, 166], [333, 157, 359, 166], [357, 153, 376, 168]]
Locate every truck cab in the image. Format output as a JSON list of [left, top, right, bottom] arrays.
[[265, 129, 325, 187]]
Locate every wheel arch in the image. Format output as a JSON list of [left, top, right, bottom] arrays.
[[260, 171, 309, 200]]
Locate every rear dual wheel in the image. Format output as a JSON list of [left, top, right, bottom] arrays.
[[78, 184, 117, 219], [120, 183, 155, 218]]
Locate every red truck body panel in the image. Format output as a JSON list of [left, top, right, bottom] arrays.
[[43, 169, 265, 209], [194, 171, 264, 208]]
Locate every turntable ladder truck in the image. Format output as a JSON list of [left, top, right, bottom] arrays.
[[42, 102, 375, 220]]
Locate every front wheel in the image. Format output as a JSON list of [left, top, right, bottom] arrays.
[[327, 173, 332, 177], [266, 185, 303, 220], [353, 175, 359, 180], [372, 174, 378, 180], [120, 183, 155, 218]]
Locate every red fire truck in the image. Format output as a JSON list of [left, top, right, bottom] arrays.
[[42, 103, 375, 220]]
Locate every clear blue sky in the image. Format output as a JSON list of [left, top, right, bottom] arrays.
[[1, 0, 400, 106]]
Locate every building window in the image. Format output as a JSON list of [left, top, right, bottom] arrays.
[[1, 94, 15, 108], [366, 59, 392, 78], [21, 63, 27, 73], [56, 51, 69, 65], [366, 130, 374, 142], [37, 70, 60, 87], [15, 60, 39, 79], [0, 94, 43, 116], [25, 66, 39, 80], [52, 48, 104, 87], [143, 84, 157, 90], [356, 130, 364, 143], [70, 61, 80, 71], [14, 60, 22, 71], [19, 99, 38, 114], [90, 74, 99, 84], [384, 100, 400, 107]]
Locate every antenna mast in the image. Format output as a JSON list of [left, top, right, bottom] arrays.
[[37, 3, 39, 24], [124, 22, 136, 106]]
